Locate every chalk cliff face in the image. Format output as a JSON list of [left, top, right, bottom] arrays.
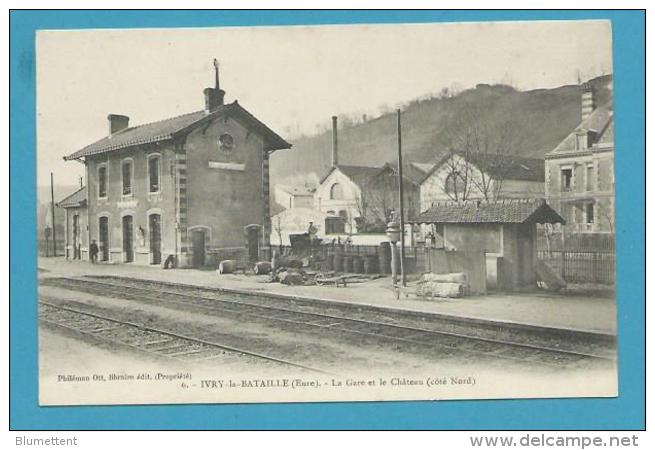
[[271, 75, 612, 184]]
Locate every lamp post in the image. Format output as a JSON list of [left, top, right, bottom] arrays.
[[386, 219, 400, 286]]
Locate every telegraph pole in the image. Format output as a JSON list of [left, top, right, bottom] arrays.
[[50, 172, 57, 257], [396, 109, 406, 287]]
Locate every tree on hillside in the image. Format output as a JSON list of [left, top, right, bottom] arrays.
[[441, 97, 525, 202]]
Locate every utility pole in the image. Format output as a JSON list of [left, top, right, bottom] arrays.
[[50, 172, 57, 257], [396, 109, 406, 287]]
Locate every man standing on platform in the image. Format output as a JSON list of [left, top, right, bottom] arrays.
[[89, 240, 98, 264]]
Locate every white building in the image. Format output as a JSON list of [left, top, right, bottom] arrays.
[[419, 151, 545, 212], [274, 185, 315, 210], [314, 164, 381, 234]]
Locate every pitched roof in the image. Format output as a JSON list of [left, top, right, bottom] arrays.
[[64, 101, 291, 160], [337, 164, 383, 182], [377, 162, 434, 186], [423, 151, 545, 183], [412, 198, 564, 225], [411, 162, 436, 174], [56, 186, 87, 209], [547, 101, 614, 156], [320, 164, 382, 186]]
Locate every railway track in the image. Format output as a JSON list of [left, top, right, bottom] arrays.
[[41, 276, 615, 370], [39, 300, 331, 374]]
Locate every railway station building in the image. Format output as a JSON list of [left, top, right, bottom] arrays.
[[61, 62, 291, 267]]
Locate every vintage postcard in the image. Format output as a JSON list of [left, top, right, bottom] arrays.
[[36, 20, 617, 406]]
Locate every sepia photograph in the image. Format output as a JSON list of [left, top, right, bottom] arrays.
[[35, 20, 618, 406]]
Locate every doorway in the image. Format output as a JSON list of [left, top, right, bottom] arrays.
[[192, 229, 206, 267], [149, 214, 162, 265], [122, 215, 134, 263], [72, 214, 80, 259], [246, 225, 260, 262], [98, 216, 109, 262]]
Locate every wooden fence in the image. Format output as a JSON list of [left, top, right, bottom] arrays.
[[536, 232, 615, 285], [38, 239, 65, 257]]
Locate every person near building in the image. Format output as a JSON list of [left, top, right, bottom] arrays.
[[307, 221, 318, 242], [89, 240, 98, 264]]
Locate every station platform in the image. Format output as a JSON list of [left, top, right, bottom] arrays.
[[37, 257, 616, 335]]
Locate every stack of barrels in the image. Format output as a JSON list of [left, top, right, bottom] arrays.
[[352, 255, 364, 273], [378, 242, 391, 275], [333, 247, 344, 272], [363, 255, 378, 274], [321, 243, 395, 276], [343, 255, 353, 272]]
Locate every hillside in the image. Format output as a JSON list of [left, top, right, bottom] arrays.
[[270, 75, 612, 183]]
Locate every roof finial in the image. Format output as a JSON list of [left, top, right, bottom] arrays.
[[213, 58, 220, 91]]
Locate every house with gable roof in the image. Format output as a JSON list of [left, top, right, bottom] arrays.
[[544, 79, 614, 233], [60, 61, 291, 267], [419, 151, 546, 213]]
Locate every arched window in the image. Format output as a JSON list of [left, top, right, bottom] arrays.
[[330, 183, 344, 200]]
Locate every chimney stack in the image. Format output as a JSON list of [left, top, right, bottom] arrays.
[[107, 114, 129, 136], [204, 88, 224, 112], [331, 115, 338, 167], [204, 59, 225, 113], [581, 82, 595, 121]]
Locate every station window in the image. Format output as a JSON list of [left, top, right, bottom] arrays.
[[122, 159, 133, 196], [148, 155, 160, 193], [97, 165, 107, 198]]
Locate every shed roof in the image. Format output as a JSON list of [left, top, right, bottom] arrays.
[[412, 198, 564, 225], [64, 101, 291, 161], [56, 186, 87, 209]]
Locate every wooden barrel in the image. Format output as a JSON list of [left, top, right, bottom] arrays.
[[254, 261, 272, 275], [352, 256, 364, 273], [343, 255, 353, 273], [363, 255, 378, 274], [325, 254, 334, 270], [218, 259, 236, 274], [333, 253, 344, 272], [378, 242, 391, 274]]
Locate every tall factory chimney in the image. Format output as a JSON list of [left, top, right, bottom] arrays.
[[331, 115, 338, 167], [581, 82, 596, 121]]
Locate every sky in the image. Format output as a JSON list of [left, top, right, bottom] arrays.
[[36, 20, 612, 188]]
